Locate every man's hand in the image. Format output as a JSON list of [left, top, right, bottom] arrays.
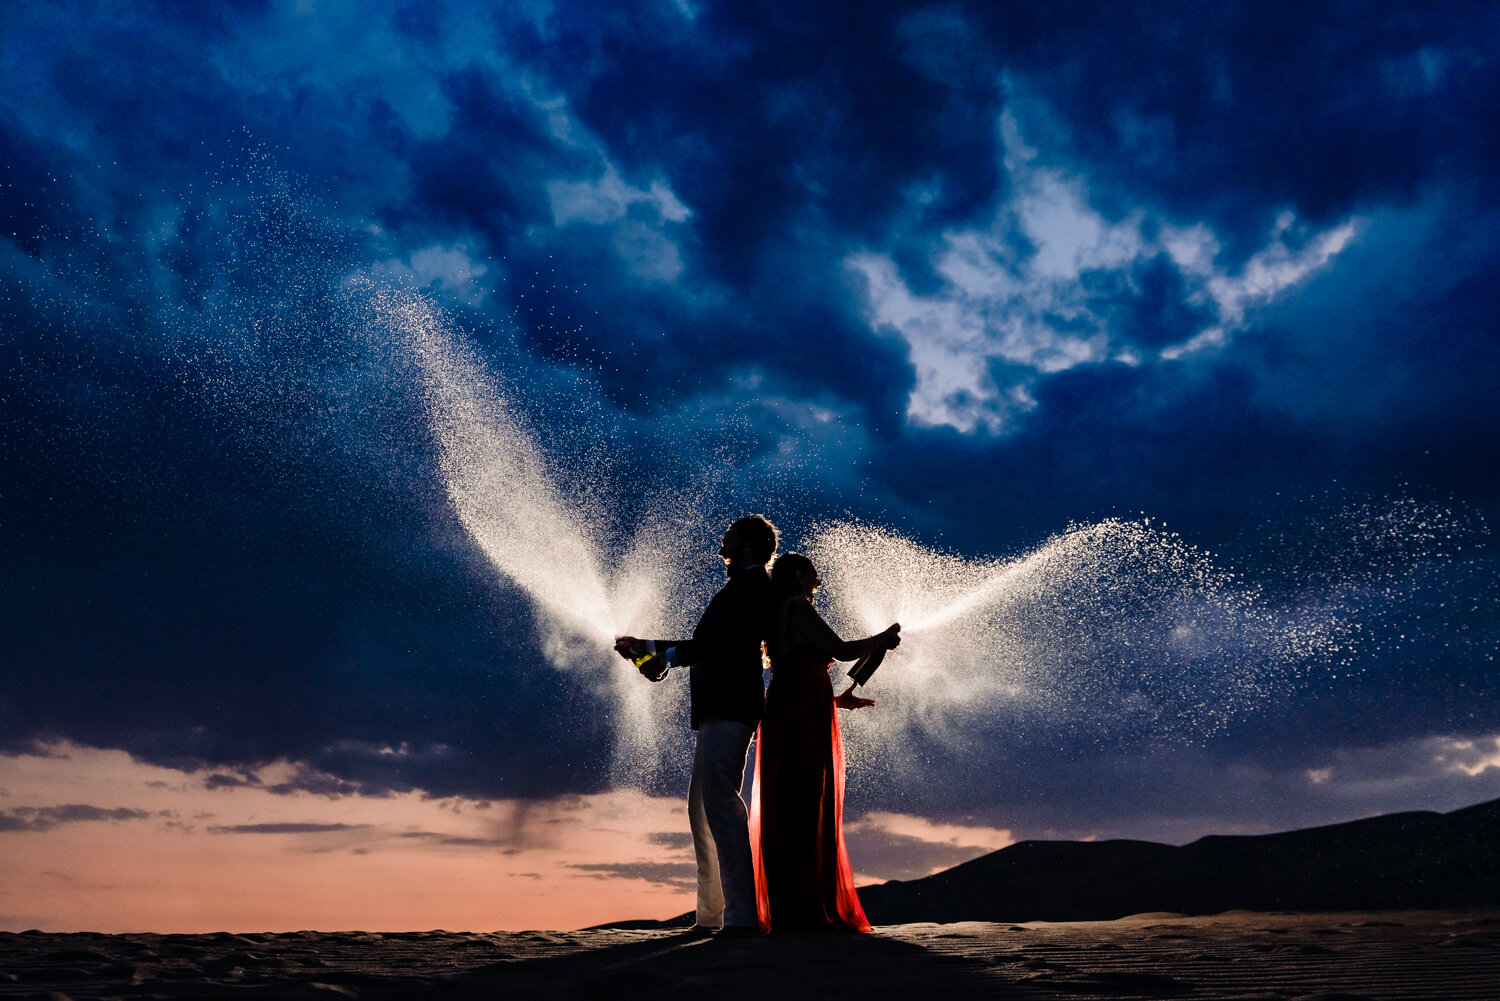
[[615, 636, 666, 681], [637, 654, 667, 682], [614, 636, 647, 660]]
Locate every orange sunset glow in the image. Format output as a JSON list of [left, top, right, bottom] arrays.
[[0, 744, 1012, 932], [0, 744, 696, 932]]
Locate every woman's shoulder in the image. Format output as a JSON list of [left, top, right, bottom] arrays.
[[780, 595, 815, 617], [780, 596, 830, 634]]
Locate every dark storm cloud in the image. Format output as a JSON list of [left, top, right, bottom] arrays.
[[487, 0, 1500, 566], [1097, 254, 1219, 352], [850, 356, 1333, 557], [521, 0, 1500, 379], [2, 0, 1498, 843], [0, 0, 598, 796], [401, 64, 580, 244], [1242, 203, 1500, 498], [977, 1, 1500, 235], [494, 1, 992, 415]]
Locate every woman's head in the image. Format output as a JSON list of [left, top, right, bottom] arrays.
[[770, 552, 819, 601], [765, 552, 817, 663]]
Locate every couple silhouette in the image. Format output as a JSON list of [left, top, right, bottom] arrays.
[[615, 515, 902, 935]]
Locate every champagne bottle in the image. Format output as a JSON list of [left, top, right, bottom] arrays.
[[630, 645, 666, 681], [848, 646, 884, 687]]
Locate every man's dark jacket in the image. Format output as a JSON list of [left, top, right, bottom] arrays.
[[655, 564, 773, 730]]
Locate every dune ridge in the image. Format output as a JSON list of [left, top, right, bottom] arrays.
[[860, 797, 1500, 924]]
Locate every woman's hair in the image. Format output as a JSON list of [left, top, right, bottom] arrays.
[[769, 551, 813, 603], [764, 552, 815, 663]]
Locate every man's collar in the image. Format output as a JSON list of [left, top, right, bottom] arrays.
[[728, 562, 764, 577]]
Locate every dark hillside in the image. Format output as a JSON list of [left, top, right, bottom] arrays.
[[858, 798, 1500, 924]]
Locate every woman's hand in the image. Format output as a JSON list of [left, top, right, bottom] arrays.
[[882, 623, 902, 650], [835, 683, 875, 711]]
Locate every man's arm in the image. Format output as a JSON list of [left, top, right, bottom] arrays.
[[618, 573, 765, 675], [651, 582, 738, 668]]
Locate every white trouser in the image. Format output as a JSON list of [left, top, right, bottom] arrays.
[[688, 717, 756, 929]]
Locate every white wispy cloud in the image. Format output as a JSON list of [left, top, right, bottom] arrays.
[[548, 164, 691, 227], [1161, 212, 1358, 359], [544, 128, 693, 284], [851, 110, 1359, 433], [1429, 736, 1500, 778], [372, 242, 491, 305]]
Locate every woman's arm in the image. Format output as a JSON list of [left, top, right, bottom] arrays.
[[786, 600, 899, 662]]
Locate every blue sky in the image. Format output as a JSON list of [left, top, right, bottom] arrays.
[[2, 0, 1499, 928]]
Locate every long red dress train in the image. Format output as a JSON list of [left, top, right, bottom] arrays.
[[750, 642, 871, 933]]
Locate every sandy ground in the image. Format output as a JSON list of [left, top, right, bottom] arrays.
[[1, 909, 1496, 1000]]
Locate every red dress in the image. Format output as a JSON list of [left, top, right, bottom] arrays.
[[750, 641, 871, 933]]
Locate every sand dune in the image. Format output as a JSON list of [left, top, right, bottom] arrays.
[[5, 800, 1498, 998], [861, 797, 1500, 924]]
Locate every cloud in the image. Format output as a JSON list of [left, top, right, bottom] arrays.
[[845, 812, 1014, 882], [1161, 212, 1360, 358], [1301, 734, 1500, 803], [1443, 738, 1500, 777], [395, 831, 511, 848], [204, 773, 260, 790], [373, 243, 492, 306], [0, 804, 153, 832], [610, 219, 685, 283], [968, 4, 1500, 226], [850, 111, 1357, 432], [645, 831, 693, 850], [568, 861, 696, 892], [548, 165, 690, 228], [540, 117, 693, 284], [206, 822, 367, 835], [893, 730, 1500, 846]]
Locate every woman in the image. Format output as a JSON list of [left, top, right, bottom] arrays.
[[750, 552, 901, 933]]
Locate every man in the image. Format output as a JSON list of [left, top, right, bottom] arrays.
[[615, 515, 777, 933]]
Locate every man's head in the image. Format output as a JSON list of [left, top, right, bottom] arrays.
[[719, 514, 779, 568]]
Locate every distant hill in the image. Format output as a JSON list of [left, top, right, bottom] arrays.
[[860, 797, 1500, 924], [600, 797, 1500, 929]]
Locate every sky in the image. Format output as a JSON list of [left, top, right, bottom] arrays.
[[2, 0, 1499, 932]]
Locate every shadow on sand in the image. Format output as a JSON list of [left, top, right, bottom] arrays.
[[446, 928, 1013, 1001], [0, 927, 1016, 1001], [4, 912, 1500, 1000]]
